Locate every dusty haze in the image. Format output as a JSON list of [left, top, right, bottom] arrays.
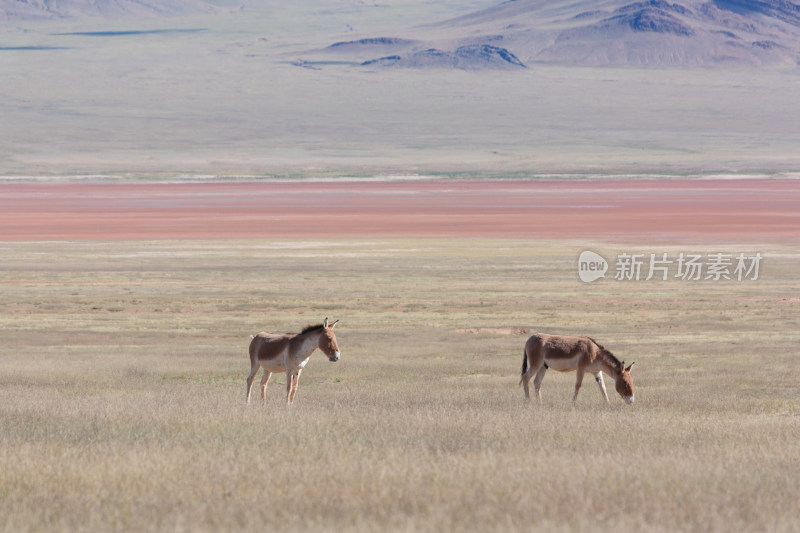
[[2, 0, 800, 177]]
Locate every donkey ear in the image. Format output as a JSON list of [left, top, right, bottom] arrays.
[[626, 362, 635, 373], [330, 319, 339, 329], [323, 317, 329, 328]]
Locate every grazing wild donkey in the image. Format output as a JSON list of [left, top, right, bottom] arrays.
[[247, 318, 340, 405], [520, 333, 634, 404]]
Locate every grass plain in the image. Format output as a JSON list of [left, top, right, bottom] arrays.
[[1, 238, 798, 532]]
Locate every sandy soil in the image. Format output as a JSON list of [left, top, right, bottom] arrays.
[[1, 178, 797, 242]]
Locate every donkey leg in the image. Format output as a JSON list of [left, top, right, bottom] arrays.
[[533, 367, 547, 403], [260, 371, 272, 402], [522, 367, 541, 401], [520, 350, 541, 401], [573, 368, 586, 402], [288, 370, 302, 404], [521, 366, 534, 400], [289, 375, 298, 404], [285, 370, 293, 405], [594, 372, 610, 404], [246, 364, 260, 404]]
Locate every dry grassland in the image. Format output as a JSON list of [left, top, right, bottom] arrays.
[[1, 239, 799, 532]]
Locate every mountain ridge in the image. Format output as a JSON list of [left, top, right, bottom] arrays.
[[331, 0, 800, 67], [3, 0, 799, 66]]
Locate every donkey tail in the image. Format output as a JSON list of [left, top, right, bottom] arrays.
[[519, 349, 528, 385]]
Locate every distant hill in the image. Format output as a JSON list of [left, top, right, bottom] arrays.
[[0, 0, 218, 20], [359, 44, 527, 70], [316, 0, 800, 67]]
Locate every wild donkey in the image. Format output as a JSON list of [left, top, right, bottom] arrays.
[[520, 333, 634, 404], [247, 318, 340, 405]]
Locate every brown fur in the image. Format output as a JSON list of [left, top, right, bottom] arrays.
[[520, 333, 634, 404], [249, 333, 292, 362]]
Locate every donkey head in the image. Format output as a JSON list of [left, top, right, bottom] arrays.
[[318, 317, 341, 362], [615, 362, 635, 404]]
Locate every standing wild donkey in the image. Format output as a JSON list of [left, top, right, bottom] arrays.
[[247, 318, 340, 405], [520, 333, 634, 404]]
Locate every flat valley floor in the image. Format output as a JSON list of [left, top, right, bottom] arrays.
[[1, 178, 799, 532]]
